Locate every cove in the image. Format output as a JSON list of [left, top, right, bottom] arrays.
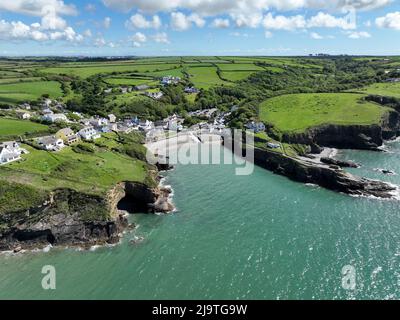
[[0, 144, 400, 299]]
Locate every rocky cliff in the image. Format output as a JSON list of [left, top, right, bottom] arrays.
[[279, 124, 385, 151], [270, 108, 400, 151], [365, 95, 400, 139], [0, 181, 174, 252], [251, 148, 397, 199]]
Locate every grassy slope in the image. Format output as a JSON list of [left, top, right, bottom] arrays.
[[0, 143, 147, 196], [105, 77, 158, 86], [260, 93, 391, 133], [0, 118, 48, 140], [353, 82, 400, 99], [0, 81, 62, 104], [40, 63, 181, 78], [221, 71, 257, 81], [216, 63, 265, 71], [187, 66, 230, 89]]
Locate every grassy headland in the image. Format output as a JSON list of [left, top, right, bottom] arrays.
[[259, 93, 391, 133]]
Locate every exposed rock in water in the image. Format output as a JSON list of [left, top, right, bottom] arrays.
[[374, 168, 397, 176], [225, 136, 397, 199], [320, 157, 360, 168], [251, 148, 396, 199]]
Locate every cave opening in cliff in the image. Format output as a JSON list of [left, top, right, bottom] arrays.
[[117, 195, 149, 214], [13, 230, 56, 245]]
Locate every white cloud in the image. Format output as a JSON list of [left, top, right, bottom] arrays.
[[94, 36, 107, 47], [189, 13, 206, 28], [265, 30, 273, 38], [376, 11, 400, 30], [262, 13, 306, 30], [229, 32, 249, 37], [126, 14, 162, 29], [50, 27, 83, 42], [152, 32, 170, 44], [307, 12, 355, 30], [170, 12, 205, 31], [0, 0, 77, 17], [131, 32, 147, 43], [31, 30, 49, 41], [102, 0, 391, 15], [211, 18, 230, 28], [262, 12, 356, 31], [0, 1, 85, 44], [0, 19, 83, 42], [84, 29, 93, 37], [104, 17, 112, 29], [346, 30, 371, 38], [232, 13, 263, 28], [310, 31, 323, 39], [41, 11, 68, 30]]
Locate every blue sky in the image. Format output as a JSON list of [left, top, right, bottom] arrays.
[[1, 0, 400, 56]]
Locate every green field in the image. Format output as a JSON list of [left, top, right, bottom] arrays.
[[353, 82, 400, 99], [187, 66, 230, 89], [0, 81, 62, 104], [105, 77, 158, 86], [260, 93, 390, 133], [221, 71, 257, 81], [0, 77, 42, 85], [0, 144, 147, 195], [0, 118, 48, 140], [40, 63, 181, 78], [146, 68, 185, 78], [216, 63, 264, 71]]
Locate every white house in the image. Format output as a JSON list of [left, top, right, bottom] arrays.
[[42, 113, 68, 123], [138, 120, 154, 132], [90, 118, 109, 127], [19, 103, 31, 110], [37, 136, 65, 151], [145, 91, 164, 100], [108, 114, 117, 123], [0, 141, 28, 165], [43, 99, 52, 108], [16, 111, 31, 120], [78, 126, 101, 141], [116, 124, 134, 134], [161, 76, 181, 85]]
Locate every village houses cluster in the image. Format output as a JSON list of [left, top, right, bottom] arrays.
[[1, 89, 272, 164], [0, 97, 164, 164], [103, 75, 188, 101]]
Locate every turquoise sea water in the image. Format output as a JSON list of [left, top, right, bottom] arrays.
[[1, 143, 400, 300]]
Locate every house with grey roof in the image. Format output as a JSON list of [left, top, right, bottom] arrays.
[[42, 113, 68, 123], [37, 136, 65, 151], [78, 126, 101, 141], [0, 141, 28, 165]]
